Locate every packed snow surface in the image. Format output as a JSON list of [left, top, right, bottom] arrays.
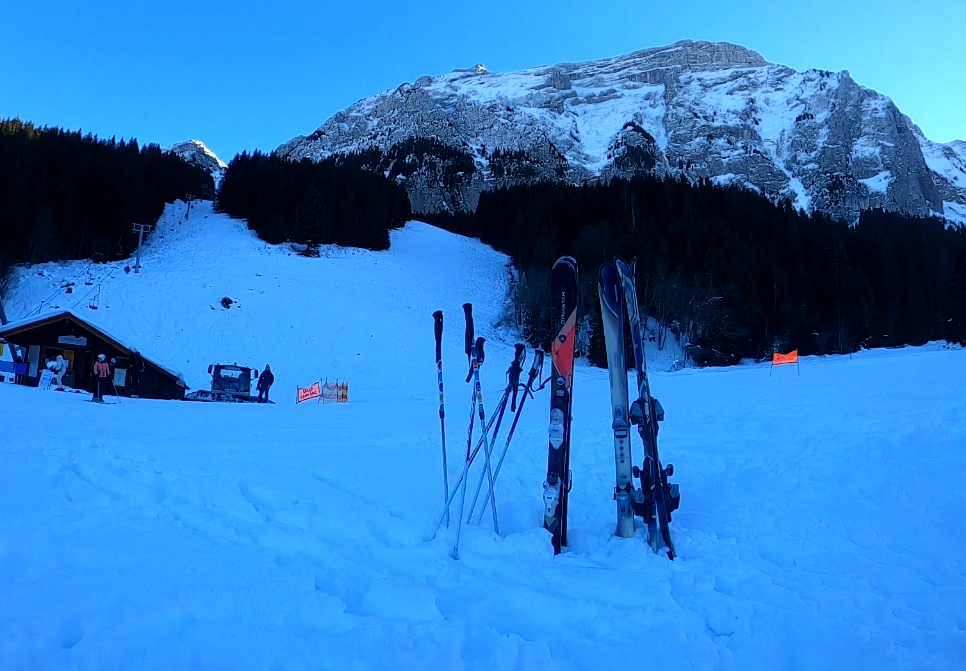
[[2, 202, 964, 669]]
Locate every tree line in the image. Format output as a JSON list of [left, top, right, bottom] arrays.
[[5, 117, 964, 369], [0, 118, 213, 283], [215, 150, 412, 252], [423, 174, 966, 367]]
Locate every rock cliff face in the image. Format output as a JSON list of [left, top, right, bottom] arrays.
[[277, 40, 966, 224], [167, 140, 227, 188]]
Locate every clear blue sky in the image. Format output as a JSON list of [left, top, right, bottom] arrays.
[[2, 0, 963, 162]]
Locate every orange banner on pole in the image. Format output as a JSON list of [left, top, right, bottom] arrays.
[[772, 350, 799, 365], [297, 381, 321, 403]]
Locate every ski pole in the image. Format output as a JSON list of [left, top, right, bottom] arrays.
[[509, 343, 525, 412], [476, 349, 545, 524], [463, 302, 474, 380], [466, 346, 526, 522], [433, 310, 450, 527], [463, 381, 513, 523], [451, 304, 476, 560], [428, 386, 510, 540], [467, 337, 500, 532]]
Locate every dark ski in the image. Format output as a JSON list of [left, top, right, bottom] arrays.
[[543, 256, 578, 555], [615, 257, 679, 559]]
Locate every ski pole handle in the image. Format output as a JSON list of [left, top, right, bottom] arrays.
[[512, 344, 526, 371], [462, 303, 474, 365], [467, 336, 486, 383], [433, 310, 443, 364]]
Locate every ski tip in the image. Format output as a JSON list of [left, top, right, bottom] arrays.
[[433, 310, 443, 320], [598, 261, 620, 283], [552, 255, 578, 269], [449, 549, 460, 561]]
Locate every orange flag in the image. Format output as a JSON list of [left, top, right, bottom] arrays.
[[772, 350, 799, 365]]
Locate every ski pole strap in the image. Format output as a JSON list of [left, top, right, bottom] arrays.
[[433, 310, 443, 363], [475, 337, 486, 366], [466, 337, 486, 383]]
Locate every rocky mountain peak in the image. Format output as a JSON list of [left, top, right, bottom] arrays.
[[167, 140, 227, 181], [277, 41, 965, 226]]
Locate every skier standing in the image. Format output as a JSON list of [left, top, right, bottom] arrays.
[[46, 355, 69, 389], [256, 364, 274, 403], [91, 354, 111, 403], [129, 352, 145, 397]]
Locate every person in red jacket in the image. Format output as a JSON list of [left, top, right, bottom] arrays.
[[92, 353, 111, 403]]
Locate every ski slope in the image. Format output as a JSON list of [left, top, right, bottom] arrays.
[[1, 204, 965, 670]]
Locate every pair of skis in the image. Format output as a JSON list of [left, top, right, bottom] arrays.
[[542, 256, 679, 559], [599, 258, 679, 559], [433, 257, 679, 560]]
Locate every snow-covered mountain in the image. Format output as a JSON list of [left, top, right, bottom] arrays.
[[278, 40, 966, 225], [166, 139, 227, 187]]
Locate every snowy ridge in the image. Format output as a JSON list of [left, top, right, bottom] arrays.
[[1, 203, 965, 668], [2, 200, 511, 396], [279, 40, 966, 225], [166, 139, 227, 187]]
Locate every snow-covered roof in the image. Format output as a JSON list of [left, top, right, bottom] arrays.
[[0, 310, 187, 387]]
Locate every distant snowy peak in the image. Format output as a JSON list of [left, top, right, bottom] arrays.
[[278, 39, 966, 226], [167, 140, 227, 183]]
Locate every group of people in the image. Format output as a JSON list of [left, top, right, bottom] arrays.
[[84, 354, 274, 403]]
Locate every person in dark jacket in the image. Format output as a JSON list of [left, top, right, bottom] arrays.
[[256, 364, 274, 403], [129, 351, 145, 398]]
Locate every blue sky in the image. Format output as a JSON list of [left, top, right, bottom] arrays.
[[2, 0, 963, 162]]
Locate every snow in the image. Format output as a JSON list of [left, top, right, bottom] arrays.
[[859, 170, 894, 194], [2, 200, 509, 396], [711, 173, 762, 194], [916, 130, 966, 191], [425, 63, 668, 172], [942, 200, 966, 227], [784, 177, 812, 211], [2, 203, 965, 669]]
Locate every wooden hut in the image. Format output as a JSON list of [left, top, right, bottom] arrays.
[[0, 310, 186, 400]]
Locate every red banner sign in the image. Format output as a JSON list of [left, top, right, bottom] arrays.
[[297, 381, 321, 403]]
